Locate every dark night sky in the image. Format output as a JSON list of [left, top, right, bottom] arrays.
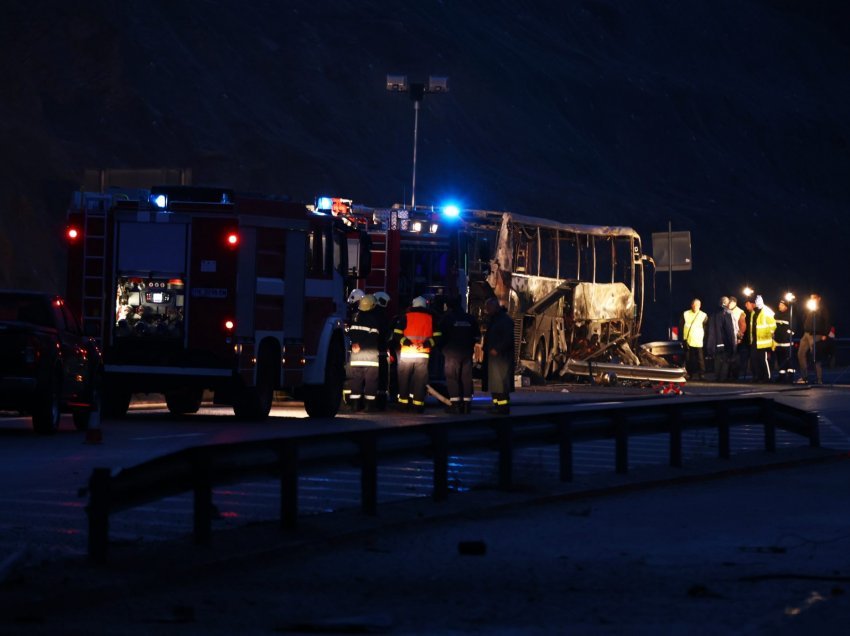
[[1, 0, 849, 339]]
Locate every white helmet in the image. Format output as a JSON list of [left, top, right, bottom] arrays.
[[347, 289, 366, 304], [374, 291, 390, 308], [412, 296, 427, 309]]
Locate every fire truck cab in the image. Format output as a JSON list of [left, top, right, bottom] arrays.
[[66, 186, 359, 419]]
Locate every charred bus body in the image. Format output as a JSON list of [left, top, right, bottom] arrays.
[[339, 200, 684, 384]]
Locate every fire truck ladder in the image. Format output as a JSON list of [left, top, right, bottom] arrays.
[[364, 232, 388, 296], [80, 194, 110, 338]]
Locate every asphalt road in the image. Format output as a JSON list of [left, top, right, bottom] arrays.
[[1, 379, 849, 633]]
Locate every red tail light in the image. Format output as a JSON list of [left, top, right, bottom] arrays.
[[224, 319, 235, 331], [66, 226, 81, 241], [225, 232, 239, 248]]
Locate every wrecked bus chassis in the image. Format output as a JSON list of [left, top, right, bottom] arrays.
[[464, 211, 687, 385]]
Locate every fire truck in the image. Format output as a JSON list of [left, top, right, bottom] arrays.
[[65, 186, 367, 419], [320, 197, 684, 384]]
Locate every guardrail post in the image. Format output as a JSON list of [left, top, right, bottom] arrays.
[[431, 424, 449, 501], [87, 467, 111, 563], [279, 441, 298, 531], [615, 413, 628, 474], [496, 421, 513, 491], [668, 405, 683, 468], [359, 432, 378, 515], [192, 453, 213, 545], [716, 403, 730, 459], [762, 400, 776, 453], [558, 417, 573, 482]]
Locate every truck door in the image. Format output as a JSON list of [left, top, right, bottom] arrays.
[[186, 217, 239, 364]]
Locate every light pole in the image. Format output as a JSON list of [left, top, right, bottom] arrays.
[[387, 74, 449, 209], [806, 295, 819, 367]]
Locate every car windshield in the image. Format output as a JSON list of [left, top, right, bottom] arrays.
[[0, 293, 54, 327]]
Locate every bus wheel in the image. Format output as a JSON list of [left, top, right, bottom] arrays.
[[535, 338, 550, 379], [304, 335, 344, 418]]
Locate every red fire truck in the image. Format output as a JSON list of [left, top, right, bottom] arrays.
[[65, 186, 367, 419]]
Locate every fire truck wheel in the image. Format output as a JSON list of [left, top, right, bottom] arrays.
[[165, 388, 204, 415], [103, 384, 132, 419], [233, 349, 276, 420], [32, 367, 62, 435], [303, 335, 345, 418]]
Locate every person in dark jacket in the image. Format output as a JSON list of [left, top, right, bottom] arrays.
[[438, 297, 480, 414], [706, 296, 736, 382], [393, 296, 441, 413], [796, 293, 830, 384], [773, 298, 795, 383], [483, 297, 514, 415], [347, 294, 388, 412]]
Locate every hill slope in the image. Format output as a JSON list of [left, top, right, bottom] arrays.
[[1, 0, 849, 337]]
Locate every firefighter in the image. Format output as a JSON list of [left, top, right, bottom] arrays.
[[342, 288, 367, 406], [773, 298, 795, 382], [372, 291, 392, 407], [393, 296, 440, 413], [483, 297, 515, 415], [347, 294, 388, 412], [438, 296, 480, 414]]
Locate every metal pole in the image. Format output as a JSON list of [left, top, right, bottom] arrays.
[[668, 221, 673, 339], [411, 99, 420, 209]]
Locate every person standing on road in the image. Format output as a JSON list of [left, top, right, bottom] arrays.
[[438, 296, 480, 414], [347, 294, 388, 412], [706, 296, 736, 382], [680, 298, 708, 380], [797, 293, 830, 385], [748, 295, 777, 383], [773, 298, 795, 383], [393, 296, 440, 413], [483, 297, 515, 415], [727, 296, 746, 380]]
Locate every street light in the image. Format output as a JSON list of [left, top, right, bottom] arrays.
[[806, 295, 819, 366], [387, 73, 449, 209]]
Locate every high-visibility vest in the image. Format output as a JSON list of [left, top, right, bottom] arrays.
[[750, 307, 777, 349], [396, 308, 439, 359], [682, 309, 707, 348]]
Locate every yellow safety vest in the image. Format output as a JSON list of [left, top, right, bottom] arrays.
[[682, 309, 707, 348], [750, 307, 777, 350]]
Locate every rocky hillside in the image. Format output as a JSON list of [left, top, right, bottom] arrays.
[[1, 0, 849, 338]]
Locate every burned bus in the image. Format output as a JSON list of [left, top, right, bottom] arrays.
[[324, 198, 685, 384]]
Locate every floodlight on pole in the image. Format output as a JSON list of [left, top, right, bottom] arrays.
[[387, 73, 449, 209]]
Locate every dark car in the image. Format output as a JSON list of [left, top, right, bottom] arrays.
[[0, 290, 102, 434]]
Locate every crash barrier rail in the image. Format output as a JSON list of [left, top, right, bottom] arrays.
[[84, 396, 819, 562]]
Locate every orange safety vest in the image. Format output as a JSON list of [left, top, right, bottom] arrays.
[[398, 309, 437, 359]]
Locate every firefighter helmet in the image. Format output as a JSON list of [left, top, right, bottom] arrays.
[[347, 289, 366, 305], [412, 296, 427, 309], [358, 294, 376, 312], [374, 291, 390, 308]]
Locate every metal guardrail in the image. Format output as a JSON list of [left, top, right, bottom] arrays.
[[83, 396, 819, 562]]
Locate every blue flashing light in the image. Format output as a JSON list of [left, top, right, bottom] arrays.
[[151, 193, 168, 209], [316, 196, 333, 212], [442, 204, 461, 219]]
